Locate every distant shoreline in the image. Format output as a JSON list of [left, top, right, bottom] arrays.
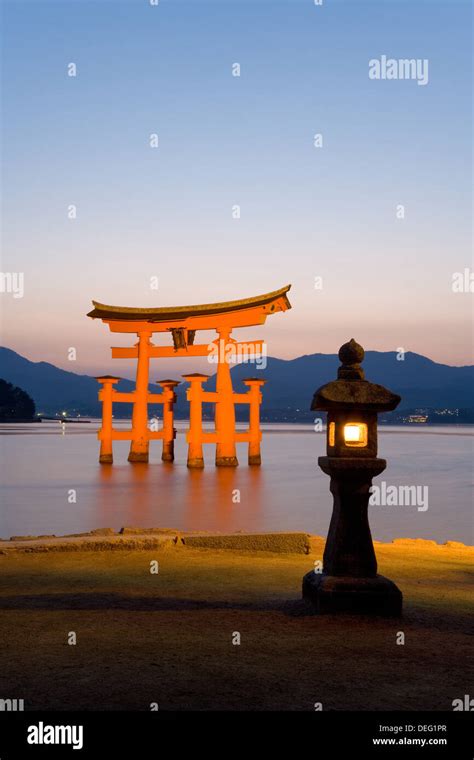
[[1, 528, 472, 552], [1, 420, 474, 438]]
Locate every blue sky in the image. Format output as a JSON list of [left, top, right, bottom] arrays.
[[1, 0, 472, 377]]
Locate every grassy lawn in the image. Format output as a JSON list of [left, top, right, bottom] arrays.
[[0, 539, 471, 711]]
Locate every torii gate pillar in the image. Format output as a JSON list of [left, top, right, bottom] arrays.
[[128, 331, 152, 463], [158, 379, 179, 462], [215, 327, 238, 467]]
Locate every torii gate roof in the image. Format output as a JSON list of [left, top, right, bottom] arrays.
[[87, 284, 291, 333], [88, 284, 291, 322]]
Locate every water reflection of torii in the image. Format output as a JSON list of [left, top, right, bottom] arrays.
[[87, 285, 292, 467]]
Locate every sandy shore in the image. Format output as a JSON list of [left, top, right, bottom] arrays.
[[0, 531, 471, 711]]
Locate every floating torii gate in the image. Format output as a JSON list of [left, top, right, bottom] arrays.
[[87, 284, 291, 467]]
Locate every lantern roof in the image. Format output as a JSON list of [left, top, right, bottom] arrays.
[[311, 339, 401, 412]]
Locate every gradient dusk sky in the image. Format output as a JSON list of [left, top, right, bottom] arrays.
[[1, 0, 472, 380]]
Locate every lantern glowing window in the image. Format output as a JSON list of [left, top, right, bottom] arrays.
[[328, 422, 335, 447], [343, 423, 368, 447]]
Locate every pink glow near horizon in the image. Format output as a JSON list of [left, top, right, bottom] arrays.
[[2, 280, 472, 379]]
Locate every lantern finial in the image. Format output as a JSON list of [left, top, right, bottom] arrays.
[[338, 338, 365, 379]]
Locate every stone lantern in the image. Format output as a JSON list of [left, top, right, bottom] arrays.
[[302, 339, 403, 616]]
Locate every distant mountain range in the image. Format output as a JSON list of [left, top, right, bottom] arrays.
[[1, 346, 473, 422]]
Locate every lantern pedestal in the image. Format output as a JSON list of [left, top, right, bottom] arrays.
[[303, 456, 402, 616], [302, 572, 402, 616]]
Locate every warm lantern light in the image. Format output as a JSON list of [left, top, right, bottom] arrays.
[[328, 421, 335, 447], [343, 422, 367, 446]]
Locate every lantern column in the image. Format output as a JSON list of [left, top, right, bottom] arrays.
[[128, 330, 152, 463]]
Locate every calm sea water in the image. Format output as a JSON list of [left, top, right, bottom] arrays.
[[0, 421, 472, 544]]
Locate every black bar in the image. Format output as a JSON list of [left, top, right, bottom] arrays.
[[0, 711, 472, 758]]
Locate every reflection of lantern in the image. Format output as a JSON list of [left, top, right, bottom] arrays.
[[303, 339, 403, 616]]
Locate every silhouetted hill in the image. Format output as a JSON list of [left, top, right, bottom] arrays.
[[1, 346, 472, 420], [222, 351, 474, 417], [0, 348, 159, 418], [0, 378, 36, 419]]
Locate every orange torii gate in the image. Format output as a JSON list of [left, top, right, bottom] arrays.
[[87, 284, 292, 467]]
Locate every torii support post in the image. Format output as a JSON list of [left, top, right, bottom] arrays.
[[215, 327, 238, 467], [157, 380, 179, 462], [243, 378, 266, 465], [183, 374, 209, 469], [96, 376, 120, 464], [128, 331, 152, 463]]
